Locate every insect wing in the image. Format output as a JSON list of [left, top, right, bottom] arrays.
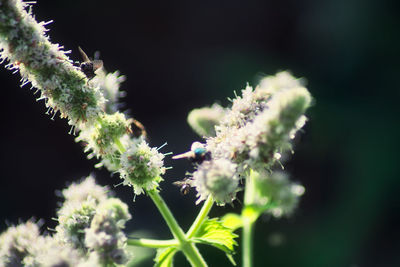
[[173, 180, 191, 195], [78, 46, 91, 62], [131, 119, 147, 139], [173, 180, 184, 187]]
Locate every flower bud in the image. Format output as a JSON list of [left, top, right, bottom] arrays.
[[95, 113, 130, 148], [245, 87, 312, 171], [192, 158, 239, 205], [189, 72, 311, 205], [96, 198, 131, 227], [258, 71, 304, 94], [119, 140, 165, 195], [78, 112, 130, 156], [0, 221, 86, 267], [35, 237, 84, 267], [55, 199, 97, 250], [253, 171, 305, 217], [0, 221, 41, 266], [94, 70, 126, 114], [61, 175, 109, 205], [187, 104, 225, 137], [84, 198, 131, 266]]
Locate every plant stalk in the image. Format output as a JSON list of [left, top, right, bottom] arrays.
[[127, 238, 179, 249], [187, 195, 214, 238], [241, 169, 260, 267], [242, 216, 255, 267], [147, 189, 207, 267]]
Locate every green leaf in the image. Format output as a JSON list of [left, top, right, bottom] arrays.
[[221, 213, 243, 231], [154, 247, 178, 267], [191, 218, 238, 265], [242, 205, 262, 223]]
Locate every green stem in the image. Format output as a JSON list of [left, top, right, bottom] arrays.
[[127, 238, 179, 248], [241, 169, 261, 267], [147, 189, 207, 267], [114, 138, 206, 266], [242, 216, 255, 267], [187, 195, 214, 238]]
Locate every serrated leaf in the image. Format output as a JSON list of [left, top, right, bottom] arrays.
[[191, 218, 238, 265], [154, 247, 178, 267], [221, 213, 243, 231]]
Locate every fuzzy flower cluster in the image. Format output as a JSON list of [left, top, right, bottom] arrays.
[[119, 141, 166, 195], [0, 176, 132, 266], [84, 199, 131, 265], [192, 158, 239, 204], [0, 0, 105, 126], [76, 112, 131, 164], [0, 221, 42, 266], [0, 0, 167, 196], [75, 73, 165, 193], [251, 171, 305, 217], [187, 72, 312, 205], [55, 175, 132, 265], [77, 71, 165, 194], [78, 116, 166, 195], [0, 221, 84, 267], [93, 69, 126, 114], [187, 104, 226, 137]]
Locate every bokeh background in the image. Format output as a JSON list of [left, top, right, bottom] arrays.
[[0, 0, 399, 266]]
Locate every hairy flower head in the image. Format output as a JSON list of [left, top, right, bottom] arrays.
[[55, 198, 98, 249], [34, 237, 84, 267], [55, 175, 132, 256], [85, 199, 131, 265], [60, 175, 109, 205], [76, 112, 131, 158], [189, 71, 312, 204], [0, 221, 86, 267], [93, 69, 126, 114], [192, 158, 239, 205], [244, 86, 311, 171], [187, 104, 226, 137], [253, 171, 305, 217], [119, 140, 165, 195], [0, 0, 105, 126], [0, 221, 41, 266]]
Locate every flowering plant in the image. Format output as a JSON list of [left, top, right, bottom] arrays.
[[0, 1, 312, 266]]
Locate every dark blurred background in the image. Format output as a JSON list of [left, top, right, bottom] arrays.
[[0, 0, 399, 266]]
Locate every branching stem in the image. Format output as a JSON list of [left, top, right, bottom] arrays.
[[127, 238, 179, 249], [242, 170, 261, 267], [147, 189, 207, 267], [187, 195, 214, 238]]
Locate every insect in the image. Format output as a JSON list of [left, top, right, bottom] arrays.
[[78, 46, 103, 80], [130, 118, 147, 139], [173, 179, 192, 195], [172, 142, 211, 164]]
